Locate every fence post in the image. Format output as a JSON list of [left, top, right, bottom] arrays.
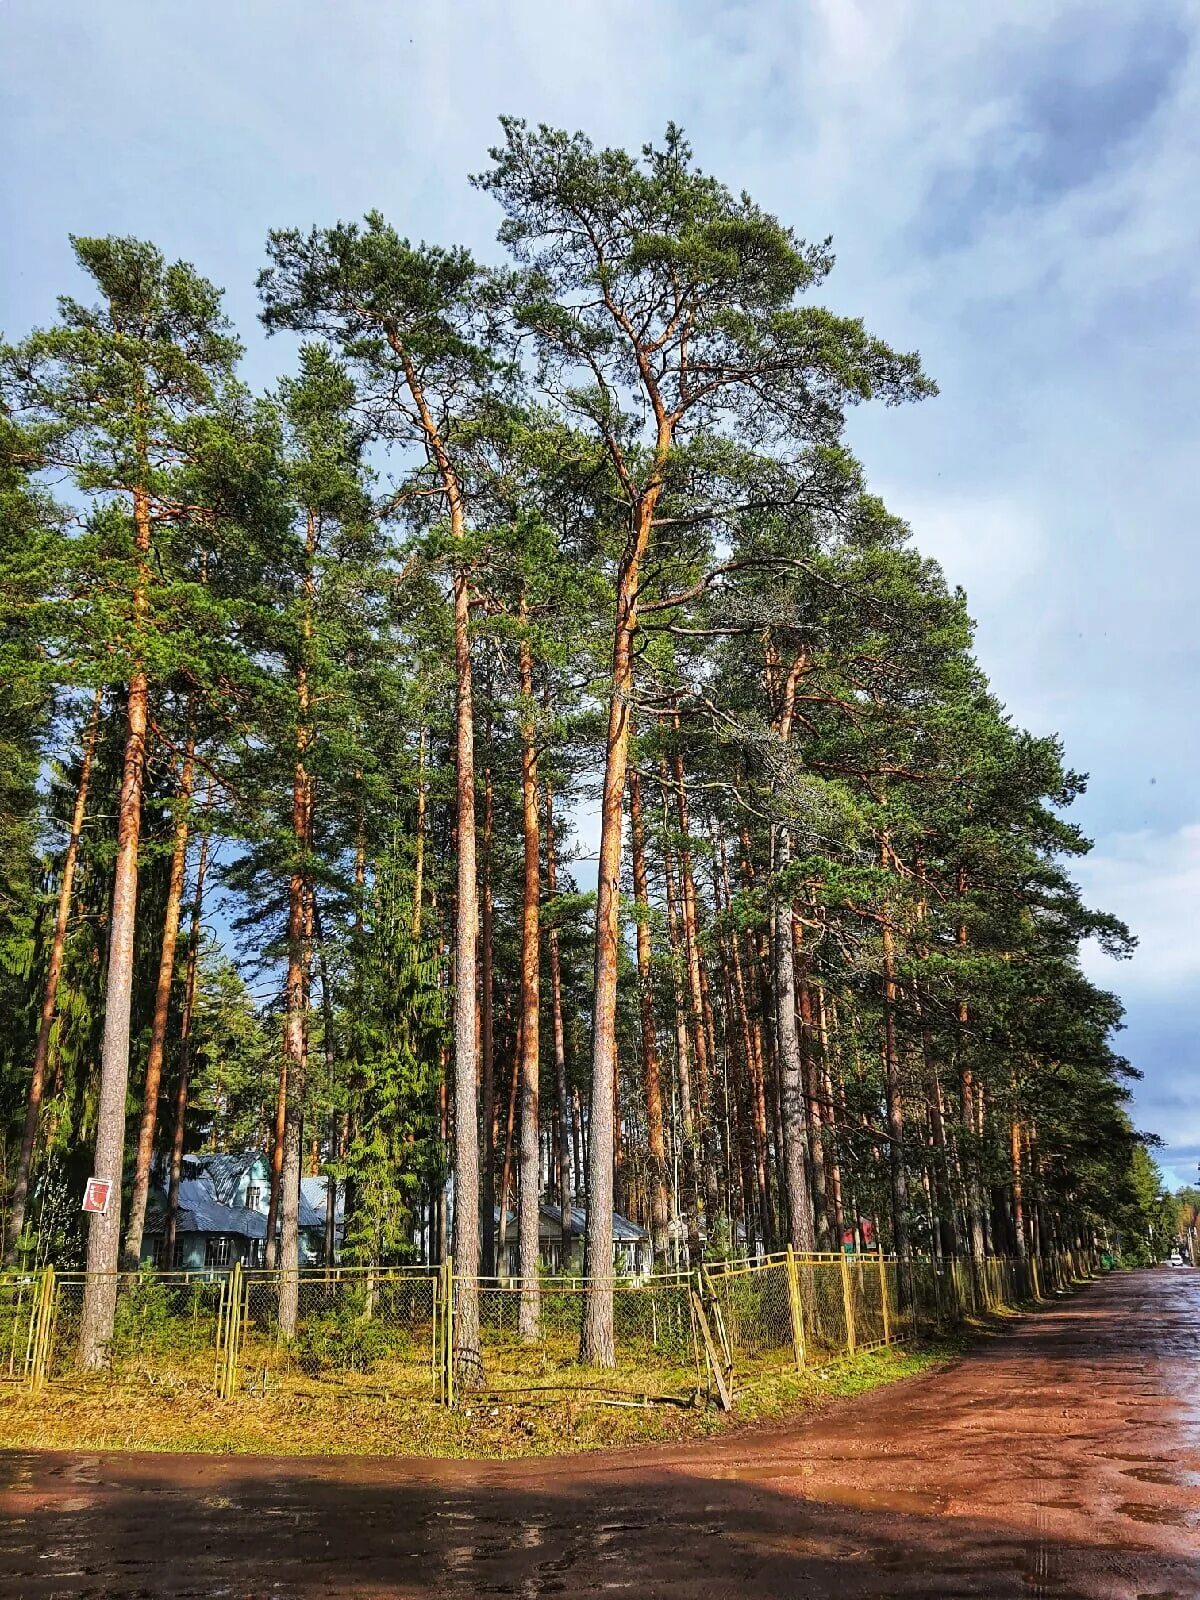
[[784, 1246, 806, 1370], [430, 1262, 440, 1398], [700, 1266, 732, 1372], [216, 1262, 244, 1401], [839, 1249, 857, 1356], [690, 1275, 732, 1412], [443, 1255, 455, 1409], [27, 1265, 55, 1391], [435, 1260, 445, 1406], [877, 1248, 891, 1345]]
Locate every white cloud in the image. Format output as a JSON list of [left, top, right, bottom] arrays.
[[879, 488, 1045, 602], [1077, 824, 1200, 992]]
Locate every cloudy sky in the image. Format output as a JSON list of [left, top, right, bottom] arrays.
[[4, 1, 1197, 1185]]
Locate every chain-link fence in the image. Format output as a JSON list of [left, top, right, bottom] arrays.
[[233, 1264, 440, 1403], [460, 1272, 704, 1405], [0, 1273, 42, 1384], [704, 1246, 1096, 1390], [43, 1270, 228, 1394], [1, 1248, 1097, 1418]]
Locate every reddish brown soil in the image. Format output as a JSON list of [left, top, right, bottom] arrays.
[[2, 1269, 1198, 1598]]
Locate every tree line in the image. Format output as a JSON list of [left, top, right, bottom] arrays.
[[0, 122, 1163, 1373]]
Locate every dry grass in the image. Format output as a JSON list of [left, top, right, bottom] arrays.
[[0, 1341, 949, 1459]]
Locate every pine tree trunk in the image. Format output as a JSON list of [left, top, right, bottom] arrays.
[[815, 983, 846, 1247], [1010, 1115, 1028, 1260], [5, 689, 101, 1266], [669, 745, 719, 1230], [411, 726, 427, 940], [497, 1027, 520, 1274], [544, 780, 573, 1262], [772, 829, 816, 1253], [276, 805, 311, 1334], [164, 811, 210, 1269], [583, 494, 656, 1365], [716, 834, 769, 1253], [80, 475, 154, 1364], [795, 952, 830, 1247], [571, 1084, 585, 1205], [123, 728, 196, 1267], [449, 558, 482, 1375], [628, 768, 670, 1265], [736, 825, 779, 1249], [264, 1050, 288, 1268], [392, 346, 482, 1377], [880, 905, 911, 1267], [662, 834, 701, 1256], [517, 629, 541, 1338], [480, 764, 496, 1277]]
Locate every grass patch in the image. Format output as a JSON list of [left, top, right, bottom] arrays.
[[0, 1336, 954, 1459]]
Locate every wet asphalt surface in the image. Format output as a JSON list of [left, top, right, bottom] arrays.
[[1, 1268, 1198, 1598]]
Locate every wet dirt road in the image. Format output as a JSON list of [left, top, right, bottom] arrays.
[[1, 1269, 1198, 1599]]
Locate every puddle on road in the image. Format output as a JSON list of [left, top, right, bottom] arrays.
[[702, 1466, 948, 1516], [1121, 1465, 1200, 1488], [1116, 1501, 1200, 1527]]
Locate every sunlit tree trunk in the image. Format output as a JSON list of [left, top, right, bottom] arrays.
[[815, 983, 846, 1247], [481, 763, 496, 1277], [662, 830, 701, 1256], [123, 724, 196, 1267], [583, 517, 646, 1360], [543, 779, 573, 1261], [880, 894, 910, 1268], [772, 828, 816, 1253], [795, 950, 830, 1247], [80, 480, 153, 1367], [275, 779, 311, 1334], [628, 768, 670, 1264], [668, 743, 719, 1229], [1010, 1113, 1028, 1260], [497, 1025, 520, 1275], [517, 627, 541, 1337], [391, 346, 482, 1377]]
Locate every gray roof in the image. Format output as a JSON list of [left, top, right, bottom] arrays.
[[181, 1151, 263, 1204], [160, 1178, 267, 1240], [493, 1203, 648, 1243], [301, 1175, 344, 1225], [145, 1159, 332, 1239], [543, 1202, 648, 1242]]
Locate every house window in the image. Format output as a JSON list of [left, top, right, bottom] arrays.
[[154, 1236, 186, 1270], [245, 1185, 262, 1210], [206, 1236, 232, 1268]]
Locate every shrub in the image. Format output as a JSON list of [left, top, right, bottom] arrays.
[[109, 1274, 216, 1364], [293, 1295, 410, 1375]]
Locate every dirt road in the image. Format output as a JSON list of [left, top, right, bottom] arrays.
[[1, 1269, 1198, 1598]]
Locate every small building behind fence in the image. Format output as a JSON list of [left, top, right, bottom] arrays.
[[494, 1203, 650, 1278], [141, 1152, 342, 1270]]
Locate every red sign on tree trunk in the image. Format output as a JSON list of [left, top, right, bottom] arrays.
[[82, 1178, 112, 1214]]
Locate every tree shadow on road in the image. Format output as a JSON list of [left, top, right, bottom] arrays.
[[1, 1447, 1197, 1600]]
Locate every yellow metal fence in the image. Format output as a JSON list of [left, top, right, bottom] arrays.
[[0, 1247, 1096, 1413]]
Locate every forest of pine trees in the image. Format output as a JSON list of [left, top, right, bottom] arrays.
[[0, 124, 1166, 1371]]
